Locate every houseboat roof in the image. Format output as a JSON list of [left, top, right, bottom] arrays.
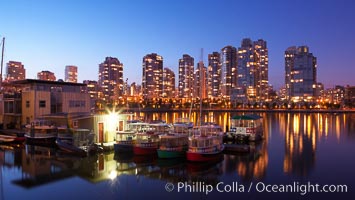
[[231, 114, 262, 120]]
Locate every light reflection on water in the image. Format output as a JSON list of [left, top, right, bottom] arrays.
[[0, 112, 355, 199]]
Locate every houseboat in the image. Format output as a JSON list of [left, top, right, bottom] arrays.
[[24, 120, 58, 146], [186, 125, 224, 162], [114, 121, 149, 153], [225, 114, 263, 142]]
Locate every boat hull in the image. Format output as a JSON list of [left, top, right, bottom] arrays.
[[114, 143, 133, 153], [25, 135, 57, 147], [133, 146, 158, 155], [157, 149, 186, 159], [186, 150, 223, 162]]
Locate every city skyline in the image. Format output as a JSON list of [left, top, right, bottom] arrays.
[[1, 0, 355, 90]]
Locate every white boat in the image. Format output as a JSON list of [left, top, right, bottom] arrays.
[[173, 118, 193, 133], [114, 121, 150, 153], [225, 114, 263, 142], [186, 125, 224, 162]]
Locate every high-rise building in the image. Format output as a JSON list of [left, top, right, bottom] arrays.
[[194, 61, 207, 99], [98, 57, 124, 102], [142, 53, 163, 99], [163, 67, 175, 98], [5, 61, 26, 82], [285, 46, 317, 102], [129, 82, 141, 97], [220, 46, 237, 98], [178, 54, 194, 98], [37, 70, 56, 81], [83, 80, 99, 109], [207, 52, 221, 98], [65, 65, 78, 83], [254, 39, 269, 101], [236, 38, 269, 103]]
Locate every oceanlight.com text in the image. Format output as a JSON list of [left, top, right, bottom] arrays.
[[165, 181, 348, 196]]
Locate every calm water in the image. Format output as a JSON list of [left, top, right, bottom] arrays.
[[1, 112, 355, 200]]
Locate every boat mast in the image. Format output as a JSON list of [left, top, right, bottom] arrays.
[[199, 48, 203, 126], [0, 37, 4, 87]]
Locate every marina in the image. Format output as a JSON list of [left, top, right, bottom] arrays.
[[0, 112, 354, 199]]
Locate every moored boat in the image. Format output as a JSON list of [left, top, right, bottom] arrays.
[[55, 138, 87, 157], [173, 118, 193, 133], [0, 134, 16, 143], [186, 126, 224, 162], [157, 118, 191, 159], [24, 120, 58, 146], [157, 133, 188, 159], [225, 114, 263, 142], [133, 131, 161, 155], [114, 121, 149, 153]]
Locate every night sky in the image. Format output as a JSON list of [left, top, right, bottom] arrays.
[[1, 0, 355, 89]]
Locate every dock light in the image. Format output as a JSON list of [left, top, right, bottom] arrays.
[[108, 170, 118, 180]]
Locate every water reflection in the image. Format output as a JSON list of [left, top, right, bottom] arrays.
[[0, 113, 354, 198]]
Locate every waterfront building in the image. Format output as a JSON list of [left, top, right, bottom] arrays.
[[333, 85, 345, 104], [37, 70, 56, 81], [5, 61, 26, 82], [98, 57, 124, 102], [321, 85, 345, 105], [285, 46, 317, 102], [142, 53, 163, 99], [163, 67, 175, 98], [65, 65, 78, 83], [1, 79, 90, 129], [178, 54, 194, 99], [344, 85, 355, 107], [235, 38, 269, 103], [315, 82, 324, 99], [220, 46, 237, 98], [207, 52, 221, 98], [194, 61, 207, 99]]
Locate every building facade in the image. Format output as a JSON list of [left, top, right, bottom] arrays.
[[220, 46, 237, 98], [285, 46, 317, 102], [65, 65, 78, 83], [178, 54, 195, 99], [83, 80, 99, 109], [37, 70, 56, 81], [142, 53, 163, 99], [236, 38, 269, 103], [98, 57, 124, 102], [207, 52, 221, 98], [1, 79, 90, 129], [163, 67, 175, 98], [5, 61, 26, 82], [194, 61, 207, 99]]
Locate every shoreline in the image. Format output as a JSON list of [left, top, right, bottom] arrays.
[[126, 108, 355, 113]]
